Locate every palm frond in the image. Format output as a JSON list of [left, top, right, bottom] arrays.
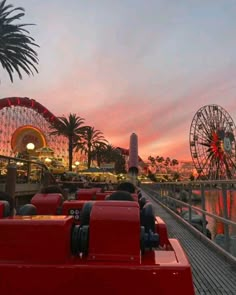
[[0, 0, 39, 82]]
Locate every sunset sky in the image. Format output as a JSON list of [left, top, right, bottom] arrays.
[[1, 0, 236, 162]]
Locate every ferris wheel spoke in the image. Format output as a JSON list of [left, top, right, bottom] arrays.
[[196, 115, 212, 138], [198, 141, 210, 148], [198, 153, 211, 173]]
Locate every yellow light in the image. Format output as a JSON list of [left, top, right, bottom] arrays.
[[26, 142, 35, 151], [45, 157, 52, 163]]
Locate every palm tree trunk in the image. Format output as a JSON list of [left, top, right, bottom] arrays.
[[88, 153, 91, 169], [68, 136, 73, 171], [97, 155, 101, 167], [87, 145, 91, 169]]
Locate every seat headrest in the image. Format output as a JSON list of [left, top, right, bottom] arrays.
[[106, 191, 134, 201], [31, 193, 63, 215]]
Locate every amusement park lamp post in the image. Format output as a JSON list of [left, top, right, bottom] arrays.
[[26, 142, 35, 182]]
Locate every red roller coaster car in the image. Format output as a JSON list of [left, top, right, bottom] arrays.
[[0, 192, 195, 295]]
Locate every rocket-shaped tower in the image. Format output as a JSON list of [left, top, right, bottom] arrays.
[[128, 133, 139, 177]]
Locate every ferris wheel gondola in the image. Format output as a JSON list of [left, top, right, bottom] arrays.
[[189, 104, 236, 180]]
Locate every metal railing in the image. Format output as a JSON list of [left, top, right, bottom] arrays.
[[142, 181, 236, 257], [0, 155, 56, 196]]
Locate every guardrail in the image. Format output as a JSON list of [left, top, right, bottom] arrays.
[[141, 181, 236, 257]]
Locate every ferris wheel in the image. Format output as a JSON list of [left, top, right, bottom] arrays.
[[189, 104, 236, 180]]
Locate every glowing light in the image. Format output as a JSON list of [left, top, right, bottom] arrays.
[[26, 142, 35, 151], [45, 157, 52, 164]]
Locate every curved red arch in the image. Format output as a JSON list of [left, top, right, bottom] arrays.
[[0, 97, 59, 124]]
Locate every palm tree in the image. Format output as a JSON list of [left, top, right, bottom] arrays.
[[81, 126, 107, 169], [104, 145, 126, 174], [92, 141, 108, 167], [0, 0, 39, 82], [100, 144, 117, 162], [49, 114, 86, 171]]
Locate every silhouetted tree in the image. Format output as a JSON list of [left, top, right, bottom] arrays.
[[0, 0, 39, 82], [80, 126, 107, 169], [50, 114, 86, 171]]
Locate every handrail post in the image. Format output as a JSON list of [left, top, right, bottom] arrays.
[[222, 183, 230, 252], [27, 161, 31, 183], [160, 183, 163, 198], [173, 183, 177, 212], [200, 183, 207, 236], [188, 183, 192, 224], [165, 184, 169, 206], [5, 163, 17, 211], [42, 170, 51, 188]]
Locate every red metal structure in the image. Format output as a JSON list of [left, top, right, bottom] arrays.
[[0, 97, 68, 159], [0, 191, 195, 295], [31, 193, 63, 215]]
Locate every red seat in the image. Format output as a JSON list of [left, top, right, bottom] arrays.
[[88, 201, 140, 262], [31, 193, 63, 215], [0, 201, 9, 218], [95, 192, 111, 200], [0, 215, 73, 263], [155, 216, 169, 247], [75, 188, 97, 200]]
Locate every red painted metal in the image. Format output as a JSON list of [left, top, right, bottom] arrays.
[[0, 202, 4, 218], [75, 188, 98, 200], [94, 192, 111, 200], [89, 201, 140, 262], [0, 201, 9, 218], [31, 193, 63, 214], [0, 97, 59, 124], [155, 216, 169, 247], [0, 196, 195, 294], [0, 216, 73, 264], [62, 200, 88, 223]]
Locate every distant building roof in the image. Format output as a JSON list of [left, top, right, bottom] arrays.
[[116, 147, 144, 163]]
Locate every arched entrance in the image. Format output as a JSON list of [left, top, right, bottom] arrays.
[[11, 125, 47, 153]]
